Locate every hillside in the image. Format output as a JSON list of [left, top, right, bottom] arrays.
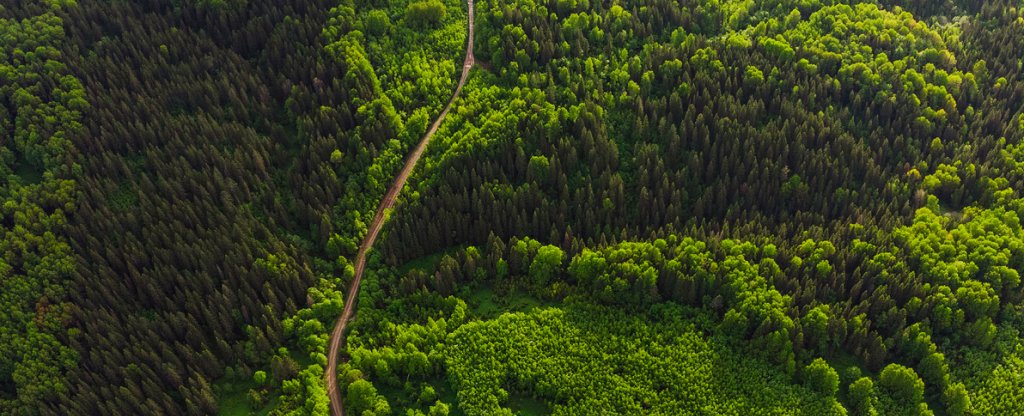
[[2, 0, 1024, 415]]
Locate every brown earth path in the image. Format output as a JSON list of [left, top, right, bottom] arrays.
[[325, 1, 475, 414]]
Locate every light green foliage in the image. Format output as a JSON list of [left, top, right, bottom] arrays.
[[268, 364, 330, 415], [956, 281, 1000, 320], [253, 370, 268, 386], [569, 241, 666, 305], [428, 401, 450, 415], [803, 305, 832, 353], [895, 199, 1023, 293], [760, 37, 796, 62], [413, 79, 564, 184], [406, 0, 448, 29], [418, 385, 437, 404], [568, 237, 795, 372], [804, 358, 840, 396], [943, 382, 971, 416], [878, 364, 924, 404], [268, 0, 469, 409], [744, 65, 765, 86], [363, 10, 392, 36], [0, 2, 84, 412], [526, 154, 550, 182], [317, 0, 466, 265], [848, 377, 876, 416], [794, 239, 836, 279], [444, 305, 843, 415], [922, 164, 962, 194], [971, 345, 1024, 415], [750, 3, 969, 127], [347, 379, 391, 415], [529, 244, 564, 286], [917, 351, 949, 390]]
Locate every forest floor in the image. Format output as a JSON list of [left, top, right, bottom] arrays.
[[464, 286, 551, 319], [215, 381, 278, 416], [216, 346, 312, 414], [324, 0, 476, 414]]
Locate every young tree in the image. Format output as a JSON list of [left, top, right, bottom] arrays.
[[253, 370, 267, 386], [347, 379, 391, 415], [530, 245, 565, 286], [406, 0, 447, 29], [943, 382, 971, 416], [803, 358, 839, 396], [848, 377, 876, 416], [879, 364, 925, 404]]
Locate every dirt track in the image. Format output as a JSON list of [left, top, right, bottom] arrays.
[[325, 1, 475, 414]]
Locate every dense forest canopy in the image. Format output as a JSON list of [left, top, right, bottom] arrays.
[[2, 0, 1024, 415]]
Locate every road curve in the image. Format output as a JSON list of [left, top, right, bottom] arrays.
[[325, 1, 475, 414]]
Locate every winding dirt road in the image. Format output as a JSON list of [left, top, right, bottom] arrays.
[[325, 1, 474, 414]]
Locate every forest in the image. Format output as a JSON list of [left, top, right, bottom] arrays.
[[2, 0, 1024, 414]]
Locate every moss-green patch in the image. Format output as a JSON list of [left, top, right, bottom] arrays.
[[13, 161, 44, 186], [433, 375, 462, 414], [0, 357, 15, 395], [242, 350, 315, 415], [139, 309, 158, 322], [396, 245, 466, 275], [377, 376, 465, 416], [290, 348, 315, 369], [507, 393, 550, 416], [466, 286, 502, 318], [826, 350, 873, 406], [214, 379, 278, 416], [107, 182, 138, 211], [465, 285, 547, 319], [124, 153, 147, 173]]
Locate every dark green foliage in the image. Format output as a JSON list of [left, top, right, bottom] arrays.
[[26, 0, 346, 413]]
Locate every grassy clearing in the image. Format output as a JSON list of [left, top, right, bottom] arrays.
[[215, 379, 277, 416]]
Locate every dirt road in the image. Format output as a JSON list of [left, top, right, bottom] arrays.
[[325, 1, 474, 414]]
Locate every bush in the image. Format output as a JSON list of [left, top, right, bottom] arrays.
[[943, 382, 971, 416], [347, 379, 391, 415], [247, 388, 267, 409], [406, 0, 447, 28], [848, 377, 876, 415], [530, 245, 564, 286], [253, 370, 267, 385], [364, 10, 392, 36], [803, 358, 839, 396], [879, 364, 924, 404]]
